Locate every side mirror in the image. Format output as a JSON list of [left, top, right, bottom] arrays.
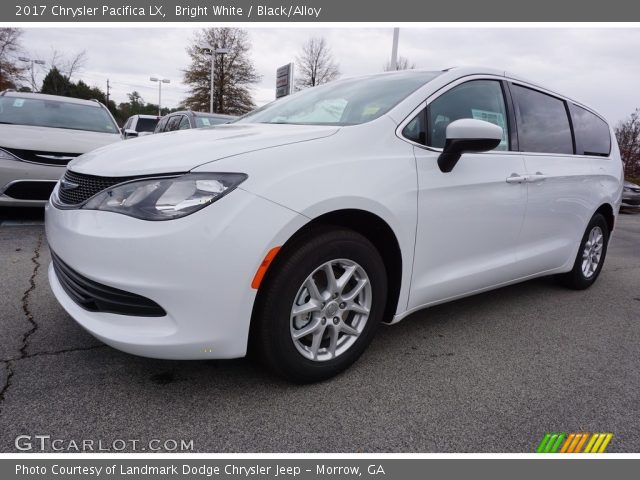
[[123, 129, 139, 139], [437, 119, 503, 173]]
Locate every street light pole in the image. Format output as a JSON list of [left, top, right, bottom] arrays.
[[18, 57, 45, 91], [200, 45, 229, 113], [390, 28, 400, 71], [150, 76, 170, 116]]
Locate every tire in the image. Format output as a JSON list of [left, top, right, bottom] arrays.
[[253, 226, 387, 383], [559, 213, 610, 290]]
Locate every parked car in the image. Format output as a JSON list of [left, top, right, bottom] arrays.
[[45, 67, 623, 382], [0, 91, 121, 207], [621, 180, 640, 210], [154, 110, 236, 133], [122, 114, 160, 139]]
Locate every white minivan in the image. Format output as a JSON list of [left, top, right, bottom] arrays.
[[45, 67, 623, 382]]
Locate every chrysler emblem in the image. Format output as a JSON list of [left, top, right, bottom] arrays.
[[59, 179, 79, 191]]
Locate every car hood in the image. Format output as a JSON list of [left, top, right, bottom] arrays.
[[69, 123, 340, 176], [0, 124, 121, 153]]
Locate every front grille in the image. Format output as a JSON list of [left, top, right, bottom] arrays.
[[51, 251, 166, 317], [57, 170, 138, 206], [3, 181, 57, 200], [2, 147, 80, 166]]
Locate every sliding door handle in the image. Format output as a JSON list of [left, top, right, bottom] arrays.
[[506, 174, 527, 184], [527, 172, 547, 183]]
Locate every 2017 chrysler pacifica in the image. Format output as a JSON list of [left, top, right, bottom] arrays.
[[45, 67, 623, 382]]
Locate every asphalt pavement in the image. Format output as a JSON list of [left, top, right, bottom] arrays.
[[0, 208, 638, 452]]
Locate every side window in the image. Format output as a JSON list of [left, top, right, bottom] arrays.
[[123, 118, 131, 130], [402, 109, 426, 144], [569, 104, 611, 156], [178, 115, 190, 130], [427, 80, 509, 150], [511, 84, 573, 154], [166, 116, 182, 132], [155, 117, 168, 133]]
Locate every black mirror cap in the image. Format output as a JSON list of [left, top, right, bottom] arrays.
[[437, 137, 501, 173]]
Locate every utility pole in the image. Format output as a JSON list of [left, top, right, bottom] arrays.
[[106, 79, 111, 104]]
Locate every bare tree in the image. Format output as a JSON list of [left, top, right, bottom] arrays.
[[384, 55, 415, 71], [295, 37, 340, 90], [47, 49, 87, 80], [183, 28, 260, 115], [0, 28, 25, 90], [616, 108, 640, 179]]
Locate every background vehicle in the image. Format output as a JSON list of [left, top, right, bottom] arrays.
[[121, 114, 160, 139], [154, 110, 236, 133], [621, 180, 640, 210], [0, 91, 121, 207], [45, 68, 623, 382]]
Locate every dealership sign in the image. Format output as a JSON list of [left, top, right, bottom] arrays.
[[275, 63, 294, 99]]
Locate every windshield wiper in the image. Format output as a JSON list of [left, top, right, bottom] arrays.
[[0, 121, 14, 124]]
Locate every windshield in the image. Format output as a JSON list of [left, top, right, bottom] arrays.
[[237, 71, 441, 126], [0, 96, 118, 134]]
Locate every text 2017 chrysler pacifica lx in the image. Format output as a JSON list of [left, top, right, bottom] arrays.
[[45, 67, 623, 382]]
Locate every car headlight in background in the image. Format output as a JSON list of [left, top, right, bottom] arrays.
[[82, 173, 248, 220]]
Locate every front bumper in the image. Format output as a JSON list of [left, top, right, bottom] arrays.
[[621, 192, 640, 208], [45, 187, 307, 359], [0, 158, 63, 206]]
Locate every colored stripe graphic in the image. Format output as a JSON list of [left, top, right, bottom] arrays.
[[537, 433, 612, 453]]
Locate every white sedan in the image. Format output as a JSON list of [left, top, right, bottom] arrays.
[[45, 67, 623, 382]]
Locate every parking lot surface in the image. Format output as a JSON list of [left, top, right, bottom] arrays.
[[0, 208, 639, 452]]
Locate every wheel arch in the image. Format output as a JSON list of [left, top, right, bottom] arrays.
[[594, 203, 615, 233], [249, 208, 404, 347]]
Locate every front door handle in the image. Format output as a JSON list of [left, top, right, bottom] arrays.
[[506, 174, 527, 184]]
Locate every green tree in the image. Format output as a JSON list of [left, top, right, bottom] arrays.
[[183, 28, 260, 114], [40, 67, 73, 96]]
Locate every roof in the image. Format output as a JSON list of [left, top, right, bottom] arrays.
[[165, 110, 236, 119], [0, 90, 104, 107]]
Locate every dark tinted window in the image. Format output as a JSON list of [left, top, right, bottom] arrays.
[[569, 104, 610, 156], [511, 85, 573, 154], [154, 117, 168, 133], [136, 117, 158, 133], [178, 116, 190, 130], [166, 116, 182, 132], [427, 80, 509, 150]]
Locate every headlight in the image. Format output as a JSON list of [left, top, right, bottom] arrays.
[[0, 148, 19, 161], [82, 173, 247, 220]]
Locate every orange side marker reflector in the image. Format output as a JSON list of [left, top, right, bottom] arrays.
[[251, 246, 281, 289]]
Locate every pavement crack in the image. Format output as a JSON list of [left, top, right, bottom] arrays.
[[19, 233, 43, 358], [1, 345, 107, 363], [0, 360, 15, 410], [1, 234, 43, 413]]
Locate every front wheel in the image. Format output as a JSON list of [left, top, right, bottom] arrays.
[[559, 213, 610, 290], [253, 227, 387, 383]]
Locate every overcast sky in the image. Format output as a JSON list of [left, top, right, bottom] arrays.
[[20, 27, 640, 124]]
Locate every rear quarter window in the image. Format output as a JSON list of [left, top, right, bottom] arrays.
[[569, 104, 611, 156]]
